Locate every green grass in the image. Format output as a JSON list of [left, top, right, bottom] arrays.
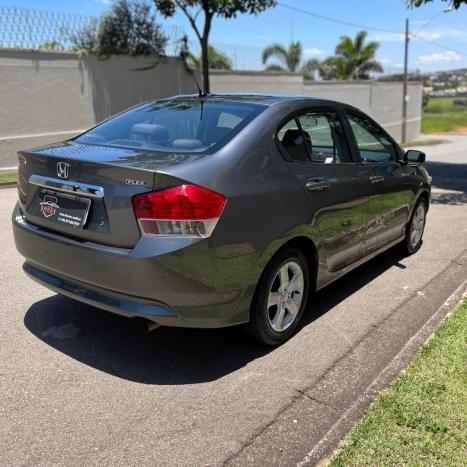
[[422, 97, 467, 133], [330, 298, 467, 467], [402, 138, 448, 147], [0, 172, 17, 184]]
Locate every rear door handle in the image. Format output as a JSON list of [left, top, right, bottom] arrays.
[[369, 175, 385, 184], [305, 178, 329, 192]]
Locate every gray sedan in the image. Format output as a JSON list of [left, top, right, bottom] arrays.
[[12, 94, 430, 345]]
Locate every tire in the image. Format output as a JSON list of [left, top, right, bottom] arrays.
[[247, 247, 310, 346], [402, 198, 427, 255]]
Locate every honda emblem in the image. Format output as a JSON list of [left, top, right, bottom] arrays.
[[57, 162, 70, 179]]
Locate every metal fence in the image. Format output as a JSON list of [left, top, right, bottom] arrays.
[[0, 5, 185, 56]]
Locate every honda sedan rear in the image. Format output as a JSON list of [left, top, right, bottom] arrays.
[[12, 94, 430, 344]]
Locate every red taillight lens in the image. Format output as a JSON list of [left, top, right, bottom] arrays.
[[132, 184, 226, 237]]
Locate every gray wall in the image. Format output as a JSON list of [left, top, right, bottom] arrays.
[[0, 49, 199, 167], [210, 70, 422, 143], [0, 50, 422, 168]]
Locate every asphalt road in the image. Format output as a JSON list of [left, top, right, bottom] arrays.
[[1, 136, 466, 466]]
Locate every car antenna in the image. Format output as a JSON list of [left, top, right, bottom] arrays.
[[180, 35, 208, 99]]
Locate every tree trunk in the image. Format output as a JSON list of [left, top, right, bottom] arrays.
[[200, 11, 212, 93], [201, 37, 210, 93]]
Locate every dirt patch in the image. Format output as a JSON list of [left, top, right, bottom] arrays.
[[446, 127, 467, 135]]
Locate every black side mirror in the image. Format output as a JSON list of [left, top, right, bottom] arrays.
[[402, 149, 426, 166]]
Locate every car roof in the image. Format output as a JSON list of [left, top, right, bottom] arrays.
[[162, 93, 351, 108]]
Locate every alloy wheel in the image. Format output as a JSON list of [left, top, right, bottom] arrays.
[[267, 261, 304, 332], [410, 204, 425, 249]]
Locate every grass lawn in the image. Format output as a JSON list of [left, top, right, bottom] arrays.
[[402, 138, 448, 147], [0, 172, 17, 184], [330, 297, 467, 466], [422, 97, 467, 133]]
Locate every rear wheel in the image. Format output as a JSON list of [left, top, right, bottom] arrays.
[[403, 198, 427, 255], [247, 248, 309, 346]]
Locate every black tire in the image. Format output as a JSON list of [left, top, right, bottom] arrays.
[[246, 247, 310, 346], [402, 198, 427, 255]]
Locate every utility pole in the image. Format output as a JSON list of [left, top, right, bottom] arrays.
[[402, 18, 409, 144]]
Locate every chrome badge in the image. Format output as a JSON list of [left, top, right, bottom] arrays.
[[125, 179, 146, 186], [57, 162, 70, 179]]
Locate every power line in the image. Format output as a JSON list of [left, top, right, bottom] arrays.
[[411, 34, 467, 58], [278, 2, 467, 60], [277, 2, 401, 35]]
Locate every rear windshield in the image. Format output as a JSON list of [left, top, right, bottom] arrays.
[[75, 99, 265, 153]]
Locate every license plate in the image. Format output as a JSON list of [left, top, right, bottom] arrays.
[[33, 189, 91, 229]]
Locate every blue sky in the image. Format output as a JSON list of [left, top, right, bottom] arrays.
[[2, 0, 467, 73]]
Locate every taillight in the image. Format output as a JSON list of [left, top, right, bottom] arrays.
[[132, 184, 226, 238]]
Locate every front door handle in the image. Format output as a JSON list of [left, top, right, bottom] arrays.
[[306, 178, 329, 192], [369, 175, 385, 184]]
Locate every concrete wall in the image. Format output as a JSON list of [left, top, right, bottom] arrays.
[[210, 71, 422, 143], [0, 50, 422, 168], [0, 49, 199, 167]]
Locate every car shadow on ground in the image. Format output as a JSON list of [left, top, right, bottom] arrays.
[[24, 246, 408, 385], [426, 161, 467, 205]]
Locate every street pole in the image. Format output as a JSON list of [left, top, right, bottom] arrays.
[[402, 18, 409, 144]]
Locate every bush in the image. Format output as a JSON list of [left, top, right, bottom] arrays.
[[71, 0, 166, 57]]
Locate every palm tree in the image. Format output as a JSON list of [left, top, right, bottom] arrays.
[[333, 31, 383, 79], [262, 41, 303, 72], [186, 45, 232, 70], [302, 31, 383, 80]]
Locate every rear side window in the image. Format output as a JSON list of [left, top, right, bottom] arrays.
[[76, 99, 265, 153], [277, 111, 351, 163], [277, 118, 308, 162], [297, 112, 351, 163], [347, 113, 396, 163]]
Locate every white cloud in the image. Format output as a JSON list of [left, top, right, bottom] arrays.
[[303, 47, 324, 56], [373, 27, 467, 43], [380, 58, 391, 64], [417, 51, 462, 63]]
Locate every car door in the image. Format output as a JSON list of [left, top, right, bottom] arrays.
[[276, 107, 372, 273], [345, 111, 414, 254]]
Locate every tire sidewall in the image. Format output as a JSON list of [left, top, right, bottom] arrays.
[[406, 198, 427, 254], [251, 248, 310, 345]]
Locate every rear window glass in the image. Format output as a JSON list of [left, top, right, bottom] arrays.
[[76, 99, 265, 153]]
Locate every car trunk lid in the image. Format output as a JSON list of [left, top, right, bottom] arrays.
[[17, 141, 204, 248]]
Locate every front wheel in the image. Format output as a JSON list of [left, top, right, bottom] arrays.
[[247, 248, 309, 346], [403, 198, 427, 255]]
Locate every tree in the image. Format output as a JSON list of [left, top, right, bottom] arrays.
[[407, 0, 466, 8], [262, 41, 302, 72], [305, 31, 383, 80], [154, 0, 276, 92], [186, 45, 232, 70], [71, 0, 166, 57]]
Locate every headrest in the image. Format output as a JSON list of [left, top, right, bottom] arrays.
[[131, 123, 169, 141], [171, 139, 203, 149]]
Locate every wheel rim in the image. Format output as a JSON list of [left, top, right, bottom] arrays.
[[410, 204, 425, 249], [267, 261, 304, 333]]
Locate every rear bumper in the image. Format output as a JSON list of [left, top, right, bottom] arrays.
[[13, 204, 252, 328]]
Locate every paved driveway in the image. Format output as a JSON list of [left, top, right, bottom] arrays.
[[1, 136, 466, 466]]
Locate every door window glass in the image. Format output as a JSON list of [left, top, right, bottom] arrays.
[[297, 112, 351, 163], [347, 113, 396, 163], [277, 118, 309, 162]]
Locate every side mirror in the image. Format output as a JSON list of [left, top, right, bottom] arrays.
[[403, 149, 426, 166]]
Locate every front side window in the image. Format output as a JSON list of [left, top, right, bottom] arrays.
[[347, 113, 396, 163], [76, 99, 265, 153]]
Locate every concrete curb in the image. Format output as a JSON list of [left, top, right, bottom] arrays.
[[0, 182, 17, 189]]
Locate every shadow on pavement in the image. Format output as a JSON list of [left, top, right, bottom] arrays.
[[24, 246, 407, 385], [426, 161, 467, 205]]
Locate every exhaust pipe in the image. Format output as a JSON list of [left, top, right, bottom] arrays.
[[138, 319, 161, 333]]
